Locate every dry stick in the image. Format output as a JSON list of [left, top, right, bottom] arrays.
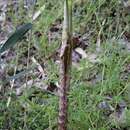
[[58, 0, 72, 130]]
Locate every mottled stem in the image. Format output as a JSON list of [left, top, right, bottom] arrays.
[[58, 0, 72, 130]]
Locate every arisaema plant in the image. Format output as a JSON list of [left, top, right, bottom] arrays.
[[58, 0, 73, 130]]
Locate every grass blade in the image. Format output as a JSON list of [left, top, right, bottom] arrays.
[[0, 23, 33, 53]]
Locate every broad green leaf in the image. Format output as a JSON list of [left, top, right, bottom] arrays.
[[0, 23, 33, 53]]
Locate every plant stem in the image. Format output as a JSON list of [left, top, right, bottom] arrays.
[[58, 0, 72, 130]]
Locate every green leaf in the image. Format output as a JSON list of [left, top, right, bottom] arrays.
[[0, 23, 33, 53], [7, 65, 36, 81]]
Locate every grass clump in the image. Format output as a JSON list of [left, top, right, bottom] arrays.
[[1, 0, 130, 130]]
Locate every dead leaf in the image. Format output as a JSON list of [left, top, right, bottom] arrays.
[[33, 5, 45, 21], [75, 47, 87, 58]]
